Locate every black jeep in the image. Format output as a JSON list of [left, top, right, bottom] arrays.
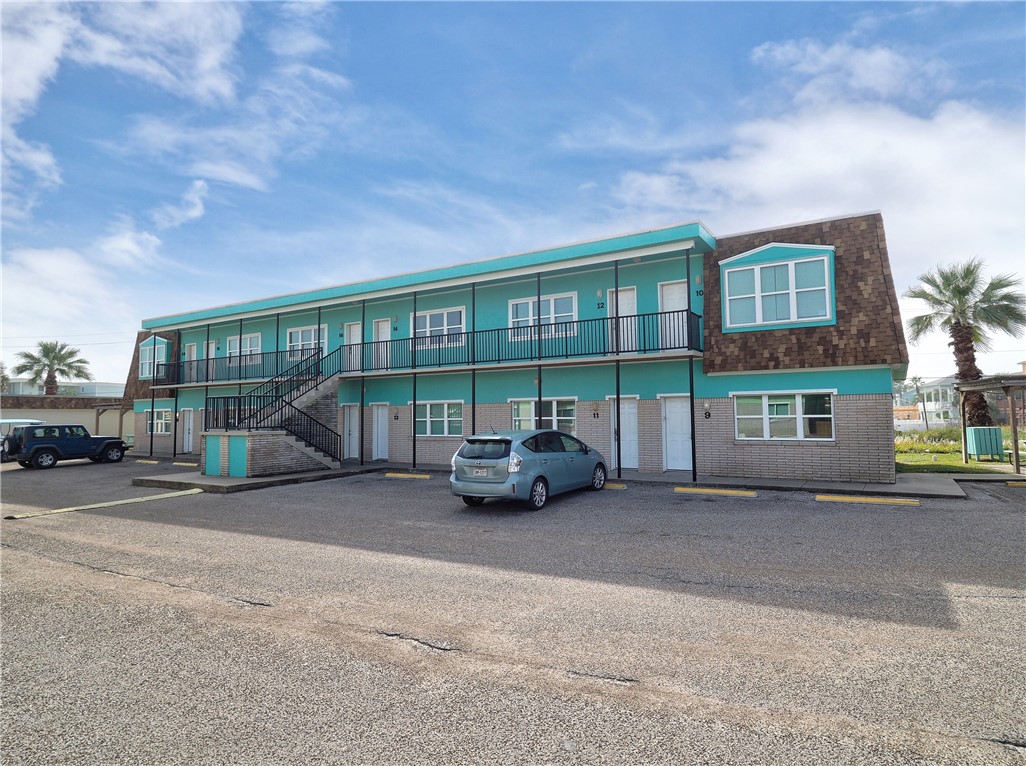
[[4, 424, 130, 469]]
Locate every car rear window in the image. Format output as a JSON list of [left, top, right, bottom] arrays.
[[458, 439, 511, 460]]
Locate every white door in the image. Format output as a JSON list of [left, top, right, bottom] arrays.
[[344, 322, 362, 372], [659, 281, 689, 349], [609, 398, 639, 469], [344, 405, 360, 459], [183, 344, 197, 383], [373, 319, 391, 369], [181, 409, 194, 452], [372, 404, 389, 460], [608, 287, 638, 352], [663, 396, 693, 470]]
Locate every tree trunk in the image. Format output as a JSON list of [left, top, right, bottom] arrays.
[[44, 371, 58, 396], [951, 321, 991, 426]]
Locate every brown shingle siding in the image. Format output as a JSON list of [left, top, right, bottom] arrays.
[[704, 212, 908, 373]]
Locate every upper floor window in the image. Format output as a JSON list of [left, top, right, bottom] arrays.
[[721, 245, 834, 331], [414, 308, 464, 348], [139, 339, 167, 379], [509, 293, 577, 340], [227, 333, 261, 357], [287, 325, 326, 357]]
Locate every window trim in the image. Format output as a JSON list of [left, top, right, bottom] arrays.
[[138, 339, 167, 379], [731, 390, 836, 442], [413, 400, 464, 437], [143, 409, 173, 435], [509, 397, 578, 435], [411, 306, 466, 349], [508, 292, 578, 341]]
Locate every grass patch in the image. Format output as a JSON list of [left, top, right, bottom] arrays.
[[895, 452, 1010, 474]]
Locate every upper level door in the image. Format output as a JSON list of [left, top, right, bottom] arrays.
[[659, 280, 689, 349], [608, 287, 637, 353], [344, 322, 362, 372], [373, 319, 390, 369]]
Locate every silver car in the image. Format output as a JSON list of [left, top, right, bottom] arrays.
[[449, 429, 607, 509]]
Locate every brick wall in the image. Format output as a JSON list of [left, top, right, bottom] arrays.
[[133, 410, 203, 457], [694, 394, 895, 483], [248, 432, 329, 476]]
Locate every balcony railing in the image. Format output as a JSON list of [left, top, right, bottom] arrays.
[[158, 309, 702, 385]]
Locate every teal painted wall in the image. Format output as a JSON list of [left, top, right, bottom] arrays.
[[228, 436, 247, 477], [134, 398, 175, 413], [205, 436, 221, 475], [696, 363, 895, 397]]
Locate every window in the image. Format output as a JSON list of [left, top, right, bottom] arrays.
[[509, 294, 577, 340], [725, 256, 830, 328], [287, 325, 326, 358], [414, 308, 464, 348], [414, 402, 463, 436], [227, 333, 262, 366], [139, 341, 166, 379], [511, 399, 576, 434], [144, 410, 172, 435], [734, 393, 833, 440]]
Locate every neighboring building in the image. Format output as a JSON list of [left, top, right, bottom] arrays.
[[3, 377, 125, 398], [1, 378, 130, 437], [127, 211, 908, 483]]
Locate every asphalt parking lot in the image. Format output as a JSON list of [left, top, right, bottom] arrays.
[[2, 457, 1024, 765]]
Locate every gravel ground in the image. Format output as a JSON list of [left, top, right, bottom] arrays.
[[1, 460, 1024, 765]]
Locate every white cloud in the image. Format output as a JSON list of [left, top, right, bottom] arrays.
[[92, 223, 163, 271], [151, 180, 209, 230], [751, 40, 951, 106], [68, 2, 242, 105]]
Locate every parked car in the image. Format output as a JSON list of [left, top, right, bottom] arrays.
[[450, 429, 607, 509], [0, 419, 45, 463], [4, 424, 130, 469]]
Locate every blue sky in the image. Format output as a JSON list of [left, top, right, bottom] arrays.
[[3, 1, 1024, 383]]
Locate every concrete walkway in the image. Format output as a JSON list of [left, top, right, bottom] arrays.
[[132, 458, 1022, 498]]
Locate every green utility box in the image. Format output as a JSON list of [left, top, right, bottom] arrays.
[[965, 427, 1003, 461]]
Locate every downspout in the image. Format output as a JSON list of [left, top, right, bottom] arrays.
[[536, 273, 543, 429], [148, 333, 156, 457], [172, 388, 179, 460], [685, 246, 697, 483], [614, 260, 622, 480], [412, 290, 417, 470], [471, 283, 477, 436]]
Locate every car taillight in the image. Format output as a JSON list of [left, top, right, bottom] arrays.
[[451, 450, 458, 471], [507, 451, 523, 473]]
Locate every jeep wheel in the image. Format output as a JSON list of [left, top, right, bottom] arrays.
[[103, 446, 125, 463], [32, 450, 58, 470]]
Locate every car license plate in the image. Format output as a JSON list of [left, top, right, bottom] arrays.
[[473, 468, 487, 477]]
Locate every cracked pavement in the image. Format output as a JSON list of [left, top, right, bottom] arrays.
[[1, 458, 1024, 764]]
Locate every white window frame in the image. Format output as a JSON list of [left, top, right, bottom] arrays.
[[412, 307, 465, 349], [227, 333, 262, 366], [510, 398, 577, 435], [724, 256, 831, 329], [413, 400, 464, 437], [139, 341, 166, 379], [144, 409, 173, 435], [732, 390, 835, 441], [508, 293, 578, 341], [287, 325, 327, 358]]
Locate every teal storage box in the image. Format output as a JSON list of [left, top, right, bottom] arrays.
[[965, 427, 1003, 460]]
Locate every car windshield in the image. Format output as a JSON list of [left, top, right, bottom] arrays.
[[458, 439, 511, 460]]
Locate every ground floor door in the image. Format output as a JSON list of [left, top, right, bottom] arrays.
[[181, 409, 194, 453], [609, 397, 639, 469], [344, 405, 360, 459], [662, 396, 693, 471], [372, 404, 389, 460]]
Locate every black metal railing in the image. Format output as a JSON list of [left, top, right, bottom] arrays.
[[160, 309, 701, 386]]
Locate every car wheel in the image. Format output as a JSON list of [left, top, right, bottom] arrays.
[[527, 477, 548, 510], [103, 446, 124, 463], [462, 496, 485, 507], [590, 463, 607, 490], [17, 461, 32, 468], [32, 450, 58, 470]]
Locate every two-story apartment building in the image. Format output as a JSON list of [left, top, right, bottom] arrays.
[[128, 211, 908, 483]]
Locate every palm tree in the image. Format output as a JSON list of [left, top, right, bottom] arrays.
[[0, 361, 9, 394], [12, 341, 93, 396], [908, 376, 929, 430], [904, 258, 1026, 426]]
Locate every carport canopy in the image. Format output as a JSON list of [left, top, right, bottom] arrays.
[[954, 374, 1026, 475]]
